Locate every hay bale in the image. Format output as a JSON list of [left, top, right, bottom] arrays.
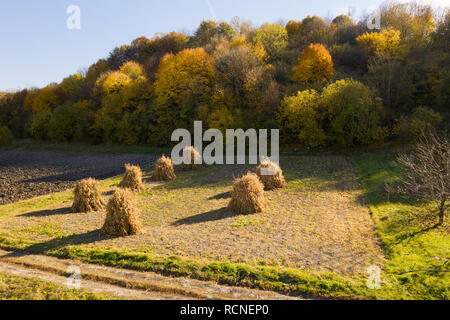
[[118, 164, 145, 192], [72, 178, 105, 212], [152, 156, 176, 181], [256, 160, 287, 190], [181, 146, 202, 170], [228, 172, 268, 214], [101, 188, 142, 236]]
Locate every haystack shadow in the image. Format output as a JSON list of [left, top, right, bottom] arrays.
[[172, 207, 239, 226]]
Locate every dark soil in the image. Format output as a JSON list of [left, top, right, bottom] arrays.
[[0, 151, 157, 204]]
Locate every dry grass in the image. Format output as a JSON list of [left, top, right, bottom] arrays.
[[228, 172, 268, 214], [72, 178, 105, 212], [152, 156, 176, 181], [101, 188, 142, 237], [181, 146, 202, 171], [0, 155, 384, 275], [118, 164, 145, 192], [256, 160, 287, 190]]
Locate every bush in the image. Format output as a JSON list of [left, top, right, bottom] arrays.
[[48, 104, 74, 143], [279, 89, 326, 147], [30, 110, 52, 141], [0, 126, 13, 145], [321, 79, 386, 146], [393, 107, 443, 141]]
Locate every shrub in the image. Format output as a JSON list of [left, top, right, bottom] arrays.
[[321, 79, 386, 146], [101, 188, 142, 236], [228, 172, 268, 214], [118, 164, 145, 192], [0, 126, 13, 145], [279, 89, 326, 147], [181, 146, 202, 170], [292, 44, 334, 84], [393, 107, 443, 142], [72, 178, 105, 212], [256, 160, 287, 190], [48, 104, 74, 143], [152, 156, 176, 181], [30, 110, 52, 141]]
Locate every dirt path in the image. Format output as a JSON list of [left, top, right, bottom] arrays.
[[0, 249, 304, 300], [0, 150, 157, 204]]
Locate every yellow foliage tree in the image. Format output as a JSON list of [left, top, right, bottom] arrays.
[[119, 61, 145, 80], [356, 29, 402, 58], [98, 71, 132, 96], [153, 48, 215, 139], [292, 43, 334, 84]]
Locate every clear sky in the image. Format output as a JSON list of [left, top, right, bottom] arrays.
[[0, 0, 448, 91]]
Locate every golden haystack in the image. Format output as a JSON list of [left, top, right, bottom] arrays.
[[72, 178, 105, 212], [101, 188, 142, 236], [152, 155, 176, 181], [181, 146, 202, 170], [228, 172, 268, 214], [256, 160, 287, 190], [118, 163, 145, 192]]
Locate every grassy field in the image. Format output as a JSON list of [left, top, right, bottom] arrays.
[[0, 149, 448, 299], [352, 153, 449, 299], [0, 272, 108, 300]]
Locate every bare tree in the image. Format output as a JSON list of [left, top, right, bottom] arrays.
[[386, 130, 449, 226]]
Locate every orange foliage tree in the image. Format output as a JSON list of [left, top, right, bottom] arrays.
[[292, 43, 334, 84]]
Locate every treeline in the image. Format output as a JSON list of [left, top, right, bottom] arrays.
[[0, 1, 448, 147]]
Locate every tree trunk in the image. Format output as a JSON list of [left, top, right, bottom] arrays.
[[439, 208, 444, 226], [438, 200, 445, 226]]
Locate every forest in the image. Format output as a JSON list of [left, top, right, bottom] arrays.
[[0, 1, 448, 148]]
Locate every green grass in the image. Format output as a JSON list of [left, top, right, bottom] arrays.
[[0, 174, 124, 218], [351, 152, 449, 300], [0, 150, 447, 299], [0, 272, 109, 300]]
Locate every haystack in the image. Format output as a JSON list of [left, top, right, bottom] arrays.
[[228, 172, 268, 214], [152, 155, 176, 181], [101, 188, 142, 236], [72, 178, 105, 212], [181, 146, 202, 170], [118, 164, 145, 192], [256, 159, 287, 190]]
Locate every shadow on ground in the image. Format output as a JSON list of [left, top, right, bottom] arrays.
[[172, 207, 239, 226]]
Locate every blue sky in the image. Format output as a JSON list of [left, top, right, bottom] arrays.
[[0, 0, 448, 91]]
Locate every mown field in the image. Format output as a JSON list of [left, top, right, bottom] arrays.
[[0, 144, 448, 299]]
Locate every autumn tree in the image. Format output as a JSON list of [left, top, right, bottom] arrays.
[[380, 2, 435, 47], [320, 79, 385, 146], [279, 89, 326, 147], [386, 130, 449, 226], [292, 43, 334, 84], [251, 23, 288, 62], [357, 29, 410, 112], [153, 48, 215, 142]]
